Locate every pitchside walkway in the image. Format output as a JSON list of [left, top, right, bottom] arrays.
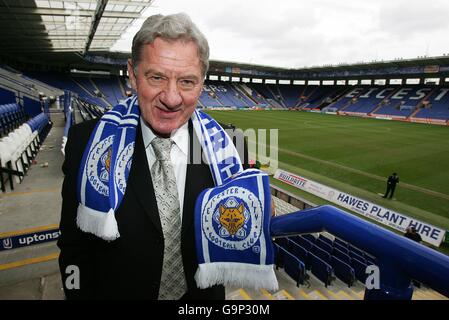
[[0, 113, 446, 300]]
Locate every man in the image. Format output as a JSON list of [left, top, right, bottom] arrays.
[[404, 227, 422, 243], [383, 172, 399, 199], [58, 13, 248, 300]]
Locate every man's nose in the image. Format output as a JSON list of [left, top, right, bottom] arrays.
[[160, 80, 182, 108]]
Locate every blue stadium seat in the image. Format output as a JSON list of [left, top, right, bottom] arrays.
[[283, 248, 308, 286], [303, 234, 317, 243], [349, 250, 367, 265], [273, 242, 283, 269], [274, 237, 289, 250], [308, 252, 335, 287], [289, 239, 308, 265], [292, 235, 314, 251], [333, 241, 349, 254], [315, 238, 333, 254], [319, 234, 334, 247], [274, 242, 308, 286], [366, 257, 378, 267], [365, 252, 378, 266], [352, 257, 369, 284], [0, 103, 26, 136], [332, 247, 352, 265], [349, 244, 368, 259], [311, 245, 332, 263], [334, 237, 348, 248], [288, 235, 302, 246], [330, 256, 356, 288]]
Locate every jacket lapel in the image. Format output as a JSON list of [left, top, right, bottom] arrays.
[[128, 122, 163, 236]]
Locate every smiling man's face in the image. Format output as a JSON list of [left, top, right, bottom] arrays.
[[128, 37, 203, 137]]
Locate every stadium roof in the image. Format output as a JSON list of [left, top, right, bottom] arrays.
[[1, 1, 448, 80], [0, 0, 152, 54]]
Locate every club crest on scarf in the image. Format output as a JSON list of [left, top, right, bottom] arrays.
[[86, 135, 114, 197], [218, 199, 247, 237], [202, 187, 263, 251]]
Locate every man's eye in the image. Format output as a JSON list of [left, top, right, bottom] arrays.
[[180, 80, 195, 87], [150, 76, 163, 81]]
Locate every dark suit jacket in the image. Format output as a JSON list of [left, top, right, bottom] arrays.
[[387, 175, 399, 187], [58, 118, 248, 299]]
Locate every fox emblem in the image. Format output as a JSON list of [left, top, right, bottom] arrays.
[[219, 202, 245, 236], [104, 148, 111, 173], [99, 148, 112, 183]]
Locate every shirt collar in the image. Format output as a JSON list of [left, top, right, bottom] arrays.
[[140, 117, 189, 157]]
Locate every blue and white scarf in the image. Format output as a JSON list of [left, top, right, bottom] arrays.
[[76, 95, 278, 290], [194, 169, 278, 291]]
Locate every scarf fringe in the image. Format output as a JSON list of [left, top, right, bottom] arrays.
[[76, 204, 120, 241], [195, 262, 279, 292]]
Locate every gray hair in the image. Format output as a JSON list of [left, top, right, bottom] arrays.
[[131, 13, 210, 77]]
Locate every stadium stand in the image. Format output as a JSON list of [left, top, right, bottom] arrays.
[[25, 71, 112, 110], [0, 68, 63, 193], [0, 103, 26, 137], [91, 76, 127, 106], [372, 87, 426, 118], [73, 97, 105, 122], [342, 87, 395, 115], [35, 70, 438, 122], [413, 87, 449, 120], [0, 111, 50, 191], [249, 83, 283, 108], [197, 81, 449, 123], [273, 229, 378, 290], [277, 85, 303, 107], [300, 86, 336, 110]]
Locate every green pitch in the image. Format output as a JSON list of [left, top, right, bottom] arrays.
[[205, 110, 449, 231]]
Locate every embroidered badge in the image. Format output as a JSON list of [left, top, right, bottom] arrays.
[[202, 187, 263, 251]]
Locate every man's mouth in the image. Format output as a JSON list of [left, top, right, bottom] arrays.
[[156, 106, 181, 115]]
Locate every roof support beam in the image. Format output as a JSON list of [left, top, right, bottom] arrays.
[[59, 0, 152, 6], [0, 7, 140, 18], [84, 0, 109, 54], [0, 35, 118, 41]]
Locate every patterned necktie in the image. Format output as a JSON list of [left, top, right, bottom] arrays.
[[150, 137, 187, 300]]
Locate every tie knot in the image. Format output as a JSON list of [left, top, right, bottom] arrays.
[[151, 137, 173, 161]]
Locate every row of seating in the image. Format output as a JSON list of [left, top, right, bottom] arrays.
[[275, 233, 378, 288], [76, 98, 105, 121], [301, 235, 376, 284], [274, 244, 309, 287], [0, 113, 50, 192], [275, 237, 336, 288], [27, 113, 49, 138], [0, 103, 27, 137], [315, 234, 378, 267]]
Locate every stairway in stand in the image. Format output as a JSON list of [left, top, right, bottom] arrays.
[[225, 268, 448, 300]]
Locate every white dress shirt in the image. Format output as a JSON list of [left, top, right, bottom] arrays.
[[140, 117, 189, 220]]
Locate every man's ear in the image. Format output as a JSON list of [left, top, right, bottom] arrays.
[[127, 59, 137, 90]]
